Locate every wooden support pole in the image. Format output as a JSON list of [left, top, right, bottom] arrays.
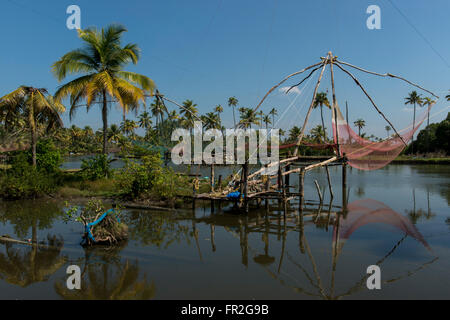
[[218, 175, 222, 191], [210, 163, 215, 192], [342, 155, 348, 215], [243, 161, 249, 213], [299, 168, 305, 208], [285, 163, 290, 191], [314, 180, 323, 203]]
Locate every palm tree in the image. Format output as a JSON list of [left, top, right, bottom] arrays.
[[422, 97, 435, 130], [107, 124, 122, 143], [263, 115, 272, 130], [405, 91, 423, 154], [310, 125, 326, 143], [168, 110, 179, 121], [269, 108, 278, 128], [354, 119, 366, 137], [228, 97, 238, 127], [202, 112, 221, 130], [422, 97, 435, 154], [180, 100, 198, 132], [52, 24, 154, 155], [120, 119, 138, 137], [385, 126, 391, 138], [0, 86, 65, 166], [313, 92, 331, 142], [239, 108, 260, 129], [288, 126, 302, 142], [138, 111, 152, 131]]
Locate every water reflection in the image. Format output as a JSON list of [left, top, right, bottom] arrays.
[[0, 235, 66, 287], [54, 246, 155, 300], [196, 198, 437, 299]]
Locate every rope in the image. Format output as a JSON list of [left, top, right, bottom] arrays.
[[85, 208, 116, 242]]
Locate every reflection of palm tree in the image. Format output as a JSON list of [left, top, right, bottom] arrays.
[[0, 235, 66, 287], [55, 247, 155, 300]]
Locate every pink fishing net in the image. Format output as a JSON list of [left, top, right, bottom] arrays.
[[332, 198, 430, 250], [332, 103, 433, 170]]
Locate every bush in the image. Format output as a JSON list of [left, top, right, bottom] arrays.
[[34, 139, 63, 173], [116, 152, 188, 201], [0, 165, 57, 199], [80, 154, 112, 180]]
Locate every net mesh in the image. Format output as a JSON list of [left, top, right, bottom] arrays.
[[332, 103, 433, 170]]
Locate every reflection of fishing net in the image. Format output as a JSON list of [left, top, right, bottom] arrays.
[[332, 103, 434, 170], [333, 199, 430, 250]]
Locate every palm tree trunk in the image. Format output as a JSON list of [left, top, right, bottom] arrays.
[[102, 90, 108, 155], [412, 103, 416, 154], [233, 107, 236, 127], [29, 96, 37, 167], [320, 105, 326, 143]]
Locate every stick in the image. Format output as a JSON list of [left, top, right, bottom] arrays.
[[252, 61, 324, 115], [314, 180, 323, 203]]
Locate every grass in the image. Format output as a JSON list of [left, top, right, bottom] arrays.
[[57, 178, 117, 198]]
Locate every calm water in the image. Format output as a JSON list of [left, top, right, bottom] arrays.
[[0, 164, 449, 299]]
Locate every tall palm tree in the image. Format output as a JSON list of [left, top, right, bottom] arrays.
[[385, 125, 391, 138], [180, 100, 198, 132], [0, 86, 65, 166], [313, 92, 331, 142], [107, 124, 122, 143], [422, 97, 435, 154], [201, 112, 221, 130], [288, 126, 302, 142], [239, 108, 260, 129], [120, 119, 138, 137], [405, 91, 423, 154], [263, 115, 272, 130], [228, 97, 238, 127], [52, 24, 154, 154], [269, 108, 278, 128], [138, 111, 152, 131], [354, 119, 366, 137]]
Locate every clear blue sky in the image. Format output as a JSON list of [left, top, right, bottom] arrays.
[[1, 0, 449, 138]]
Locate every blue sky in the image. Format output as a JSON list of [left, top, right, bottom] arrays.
[[1, 0, 449, 138]]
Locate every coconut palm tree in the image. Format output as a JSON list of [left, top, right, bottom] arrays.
[[385, 126, 391, 139], [269, 108, 278, 128], [422, 97, 435, 154], [180, 100, 198, 132], [138, 111, 152, 131], [120, 119, 138, 137], [353, 119, 366, 137], [405, 91, 423, 154], [228, 97, 238, 127], [239, 108, 260, 129], [107, 124, 122, 143], [310, 125, 327, 143], [263, 115, 272, 130], [288, 126, 302, 142], [201, 112, 221, 130], [0, 86, 65, 166], [52, 24, 154, 155], [313, 92, 331, 142]]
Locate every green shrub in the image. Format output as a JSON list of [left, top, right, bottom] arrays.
[[80, 154, 112, 180], [116, 152, 188, 201]]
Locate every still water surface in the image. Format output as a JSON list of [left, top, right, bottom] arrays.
[[0, 164, 449, 299]]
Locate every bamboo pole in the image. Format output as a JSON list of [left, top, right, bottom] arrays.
[[248, 156, 299, 180], [314, 180, 323, 203], [251, 61, 324, 116], [293, 56, 329, 156]]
